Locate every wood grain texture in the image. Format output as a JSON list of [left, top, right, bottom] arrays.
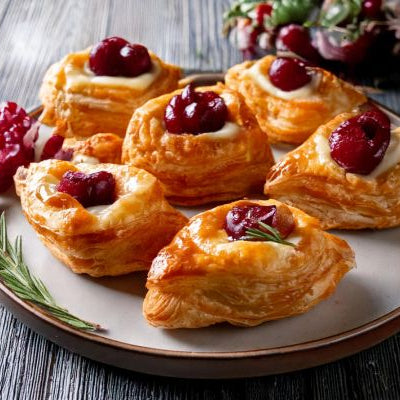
[[0, 0, 400, 399]]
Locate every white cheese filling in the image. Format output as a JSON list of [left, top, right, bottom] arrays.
[[65, 60, 161, 90], [246, 61, 321, 100], [315, 127, 400, 179], [72, 154, 100, 165]]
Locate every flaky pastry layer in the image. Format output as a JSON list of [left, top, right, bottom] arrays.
[[225, 55, 366, 144], [39, 49, 181, 139], [143, 199, 354, 328], [264, 112, 400, 230], [122, 84, 275, 205], [15, 160, 188, 277]]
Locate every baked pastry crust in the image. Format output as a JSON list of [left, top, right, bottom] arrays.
[[15, 160, 188, 277], [264, 112, 400, 230], [143, 199, 354, 328], [39, 49, 181, 139], [64, 133, 123, 164], [122, 84, 275, 205], [225, 55, 366, 144]]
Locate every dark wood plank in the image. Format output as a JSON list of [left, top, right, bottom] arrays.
[[0, 1, 400, 399]]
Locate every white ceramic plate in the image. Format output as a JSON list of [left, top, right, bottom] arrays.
[[0, 101, 399, 379]]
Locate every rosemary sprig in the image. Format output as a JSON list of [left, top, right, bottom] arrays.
[[244, 221, 296, 247], [0, 212, 102, 331]]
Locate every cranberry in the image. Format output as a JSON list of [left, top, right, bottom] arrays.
[[255, 3, 272, 26], [268, 57, 312, 91], [56, 170, 115, 208], [0, 102, 38, 192], [362, 0, 382, 18], [89, 37, 151, 77], [329, 109, 391, 175], [41, 135, 65, 160], [164, 84, 228, 134], [276, 24, 320, 63], [224, 204, 294, 241]]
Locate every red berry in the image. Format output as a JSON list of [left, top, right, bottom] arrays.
[[329, 109, 391, 175], [164, 84, 228, 134], [268, 57, 312, 91], [56, 170, 115, 208], [89, 37, 151, 77], [362, 0, 382, 18], [255, 3, 272, 26], [119, 44, 151, 77], [276, 24, 320, 63], [0, 102, 37, 192], [41, 135, 65, 160], [224, 204, 294, 241]]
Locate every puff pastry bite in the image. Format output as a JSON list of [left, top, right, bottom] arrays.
[[39, 37, 181, 139], [265, 108, 400, 230], [15, 160, 187, 277], [122, 83, 274, 205], [225, 55, 366, 144], [144, 199, 354, 328], [64, 133, 123, 164]]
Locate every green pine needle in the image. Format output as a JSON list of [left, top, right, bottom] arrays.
[[0, 212, 102, 332], [244, 221, 296, 247]]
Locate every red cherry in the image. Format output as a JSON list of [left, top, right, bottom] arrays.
[[56, 170, 115, 208], [89, 37, 151, 77], [329, 109, 391, 175], [255, 3, 272, 26], [224, 204, 294, 241], [362, 0, 382, 18], [164, 84, 227, 134], [268, 57, 312, 91], [276, 24, 320, 63], [119, 43, 151, 77]]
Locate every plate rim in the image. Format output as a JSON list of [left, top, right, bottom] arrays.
[[1, 89, 399, 377]]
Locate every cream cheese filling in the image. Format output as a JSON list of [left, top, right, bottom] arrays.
[[64, 59, 161, 90], [314, 127, 400, 179], [246, 61, 321, 100], [72, 154, 100, 165]]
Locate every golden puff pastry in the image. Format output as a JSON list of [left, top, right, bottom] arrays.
[[122, 83, 274, 206], [225, 55, 366, 144], [264, 111, 400, 230], [39, 48, 181, 139], [64, 133, 123, 164], [144, 199, 354, 328], [15, 160, 188, 277]]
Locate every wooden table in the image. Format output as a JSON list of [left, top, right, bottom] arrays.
[[1, 1, 399, 398]]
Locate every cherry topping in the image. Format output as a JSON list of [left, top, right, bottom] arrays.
[[164, 84, 228, 134], [268, 57, 312, 92], [56, 170, 116, 208], [255, 3, 272, 26], [89, 37, 151, 77], [329, 109, 391, 175], [361, 0, 382, 18], [0, 102, 38, 192], [276, 24, 320, 63], [224, 204, 294, 241]]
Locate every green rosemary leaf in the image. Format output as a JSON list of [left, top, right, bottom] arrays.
[[0, 212, 102, 332], [245, 221, 296, 247]]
